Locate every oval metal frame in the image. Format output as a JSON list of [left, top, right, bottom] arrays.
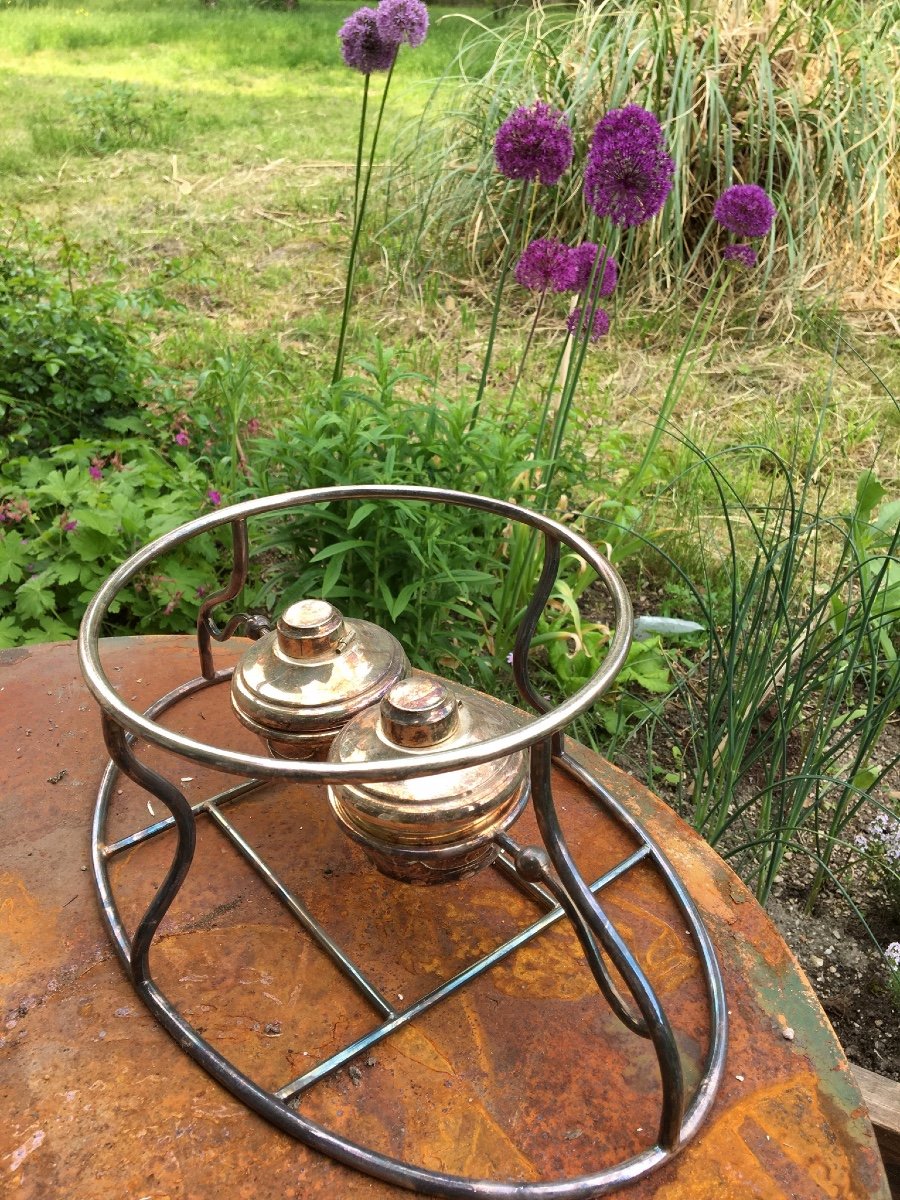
[[80, 485, 728, 1199]]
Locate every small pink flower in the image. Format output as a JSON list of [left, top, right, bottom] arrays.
[[89, 457, 104, 481], [59, 513, 78, 532], [207, 489, 222, 507], [245, 417, 261, 436], [163, 589, 183, 616], [174, 430, 190, 447]]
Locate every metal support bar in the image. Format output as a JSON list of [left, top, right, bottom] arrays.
[[206, 803, 397, 1020], [102, 779, 267, 858], [275, 844, 650, 1102]]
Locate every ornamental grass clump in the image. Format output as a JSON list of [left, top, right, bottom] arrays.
[[384, 0, 899, 323]]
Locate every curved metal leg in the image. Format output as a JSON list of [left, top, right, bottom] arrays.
[[101, 712, 196, 982], [197, 519, 270, 680], [495, 831, 649, 1038], [530, 738, 686, 1150]]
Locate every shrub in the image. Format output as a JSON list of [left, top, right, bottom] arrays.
[[30, 82, 187, 156], [245, 343, 585, 688], [0, 439, 224, 645], [0, 221, 176, 454]]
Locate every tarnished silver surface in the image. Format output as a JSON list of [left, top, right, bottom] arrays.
[[231, 599, 409, 759], [327, 671, 530, 883]]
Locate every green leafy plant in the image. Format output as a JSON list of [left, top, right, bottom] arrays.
[[189, 349, 272, 500], [0, 220, 177, 454], [0, 439, 224, 646], [584, 414, 900, 911], [244, 342, 580, 687]]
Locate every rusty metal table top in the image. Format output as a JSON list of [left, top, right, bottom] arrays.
[[1, 636, 890, 1199]]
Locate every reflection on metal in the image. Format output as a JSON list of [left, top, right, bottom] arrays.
[[328, 671, 530, 884], [231, 598, 409, 760], [79, 485, 728, 1198]]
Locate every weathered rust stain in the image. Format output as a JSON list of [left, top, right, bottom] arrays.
[[0, 636, 890, 1199], [654, 1074, 858, 1198], [0, 872, 58, 991]]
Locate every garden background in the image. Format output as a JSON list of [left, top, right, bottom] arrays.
[[1, 0, 898, 1076]]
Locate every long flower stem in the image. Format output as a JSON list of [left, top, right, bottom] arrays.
[[469, 180, 530, 428], [352, 73, 369, 227], [503, 290, 545, 421], [542, 218, 616, 504], [332, 61, 395, 386], [629, 255, 727, 492]]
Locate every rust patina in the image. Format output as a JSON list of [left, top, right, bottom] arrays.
[[0, 637, 890, 1198]]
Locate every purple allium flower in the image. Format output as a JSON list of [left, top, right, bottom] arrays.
[[89, 464, 103, 481], [245, 417, 261, 436], [494, 102, 574, 186], [584, 105, 674, 228], [514, 238, 575, 292], [713, 184, 776, 239], [174, 429, 190, 447], [339, 7, 398, 74], [207, 489, 222, 507], [723, 243, 758, 268], [566, 306, 610, 343], [569, 242, 618, 297], [375, 0, 428, 48]]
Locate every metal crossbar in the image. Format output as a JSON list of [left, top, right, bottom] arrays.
[[105, 776, 651, 1102]]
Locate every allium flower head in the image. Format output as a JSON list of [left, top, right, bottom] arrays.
[[207, 489, 222, 507], [89, 462, 103, 481], [723, 243, 758, 268], [339, 7, 398, 74], [567, 306, 610, 343], [375, 0, 428, 47], [569, 242, 618, 297], [514, 238, 575, 292], [714, 184, 776, 239], [174, 429, 190, 447], [494, 102, 574, 186], [584, 105, 674, 228]]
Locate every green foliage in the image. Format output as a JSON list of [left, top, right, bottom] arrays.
[[31, 82, 187, 156], [189, 350, 271, 499], [246, 343, 580, 687], [0, 221, 177, 454], [831, 469, 900, 670], [589, 424, 900, 911], [385, 0, 899, 319], [0, 439, 223, 645]]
